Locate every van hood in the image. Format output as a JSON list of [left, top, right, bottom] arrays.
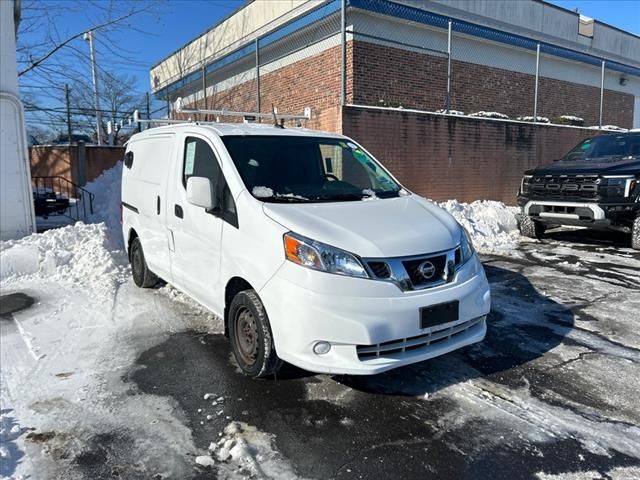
[[262, 195, 461, 258]]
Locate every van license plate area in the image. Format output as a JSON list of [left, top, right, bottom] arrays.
[[420, 301, 459, 329]]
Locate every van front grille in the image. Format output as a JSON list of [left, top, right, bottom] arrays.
[[402, 254, 447, 287], [368, 261, 391, 279]]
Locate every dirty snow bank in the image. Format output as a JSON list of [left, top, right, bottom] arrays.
[[438, 199, 520, 252], [198, 421, 306, 479], [0, 222, 127, 299]]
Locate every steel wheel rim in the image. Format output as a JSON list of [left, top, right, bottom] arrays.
[[234, 307, 259, 367]]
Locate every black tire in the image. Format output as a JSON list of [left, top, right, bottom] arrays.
[[519, 215, 546, 239], [130, 237, 158, 288], [228, 290, 282, 378], [632, 216, 640, 250]]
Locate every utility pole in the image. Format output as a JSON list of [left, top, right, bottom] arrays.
[[83, 30, 103, 145], [146, 92, 150, 126]]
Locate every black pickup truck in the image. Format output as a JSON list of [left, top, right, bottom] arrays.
[[517, 132, 640, 249]]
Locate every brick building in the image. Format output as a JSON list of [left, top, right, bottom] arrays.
[[150, 0, 640, 203]]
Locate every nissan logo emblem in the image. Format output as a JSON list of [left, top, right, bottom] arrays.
[[418, 261, 436, 280]]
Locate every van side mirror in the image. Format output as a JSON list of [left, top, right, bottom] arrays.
[[186, 176, 219, 211]]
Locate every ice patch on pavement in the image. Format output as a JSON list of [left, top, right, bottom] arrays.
[[535, 466, 640, 479], [0, 409, 24, 478], [201, 421, 308, 479], [438, 199, 520, 252]]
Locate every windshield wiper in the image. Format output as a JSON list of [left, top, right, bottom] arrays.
[[262, 195, 311, 203], [311, 193, 365, 202]]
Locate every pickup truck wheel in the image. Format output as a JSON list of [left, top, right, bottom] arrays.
[[229, 290, 282, 378], [519, 215, 546, 239], [632, 216, 640, 250], [130, 238, 158, 288]]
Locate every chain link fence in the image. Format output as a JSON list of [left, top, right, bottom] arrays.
[[346, 0, 638, 129], [154, 0, 637, 130]]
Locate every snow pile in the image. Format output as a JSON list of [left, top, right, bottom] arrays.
[[0, 222, 128, 299], [468, 111, 509, 119], [517, 116, 550, 123], [587, 125, 627, 131], [438, 200, 520, 252], [559, 115, 584, 122], [199, 421, 305, 479], [435, 109, 465, 116], [86, 161, 123, 236]]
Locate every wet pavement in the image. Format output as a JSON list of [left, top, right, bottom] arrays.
[[125, 229, 640, 479]]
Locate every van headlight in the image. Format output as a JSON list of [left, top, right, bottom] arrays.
[[283, 232, 369, 278], [459, 227, 474, 266]]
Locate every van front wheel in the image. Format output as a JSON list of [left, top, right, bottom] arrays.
[[228, 290, 282, 378], [130, 238, 158, 288]]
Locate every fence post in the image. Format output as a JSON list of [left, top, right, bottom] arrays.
[[146, 92, 150, 125], [77, 141, 87, 187], [533, 43, 540, 123], [446, 20, 452, 112], [599, 60, 605, 129], [65, 84, 72, 145], [340, 0, 347, 106], [201, 66, 207, 121], [255, 37, 261, 118]]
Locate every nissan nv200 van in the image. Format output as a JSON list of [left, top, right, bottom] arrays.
[[122, 121, 490, 377]]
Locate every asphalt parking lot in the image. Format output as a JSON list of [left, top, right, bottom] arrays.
[[120, 229, 640, 479], [3, 229, 639, 480]]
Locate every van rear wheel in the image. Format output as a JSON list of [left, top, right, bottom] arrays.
[[130, 238, 158, 288], [228, 290, 282, 378]]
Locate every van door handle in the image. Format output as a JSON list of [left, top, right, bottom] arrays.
[[156, 196, 161, 215], [174, 204, 183, 219]]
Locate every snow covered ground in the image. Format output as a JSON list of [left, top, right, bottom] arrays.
[[2, 162, 639, 479]]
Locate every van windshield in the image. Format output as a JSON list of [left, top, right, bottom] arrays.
[[221, 135, 402, 202]]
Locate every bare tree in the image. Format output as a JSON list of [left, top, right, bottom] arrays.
[[17, 1, 157, 79], [18, 1, 161, 139], [68, 72, 141, 144]]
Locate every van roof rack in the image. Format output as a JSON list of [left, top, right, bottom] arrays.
[[174, 97, 312, 125], [131, 99, 311, 130]]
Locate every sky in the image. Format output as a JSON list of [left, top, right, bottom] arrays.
[[547, 0, 640, 34], [18, 0, 639, 131], [18, 0, 247, 129]]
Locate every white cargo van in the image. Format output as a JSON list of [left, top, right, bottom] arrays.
[[122, 118, 490, 377]]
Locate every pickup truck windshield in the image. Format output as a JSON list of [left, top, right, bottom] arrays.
[[563, 133, 640, 162], [221, 135, 402, 202]]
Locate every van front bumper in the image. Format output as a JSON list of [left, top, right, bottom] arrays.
[[259, 255, 490, 375]]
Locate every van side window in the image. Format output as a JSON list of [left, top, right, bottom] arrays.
[[183, 137, 220, 187]]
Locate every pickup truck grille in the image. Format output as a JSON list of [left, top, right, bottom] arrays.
[[529, 175, 600, 199]]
